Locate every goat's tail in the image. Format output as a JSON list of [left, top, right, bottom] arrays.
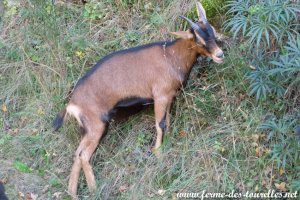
[[53, 108, 67, 131]]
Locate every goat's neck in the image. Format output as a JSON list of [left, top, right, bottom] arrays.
[[166, 39, 198, 75]]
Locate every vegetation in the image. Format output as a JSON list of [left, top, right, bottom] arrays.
[[225, 0, 300, 102], [0, 0, 299, 199], [224, 0, 300, 192]]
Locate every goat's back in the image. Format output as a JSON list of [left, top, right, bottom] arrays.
[[70, 41, 181, 111]]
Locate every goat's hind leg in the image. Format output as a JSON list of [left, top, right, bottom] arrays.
[[80, 124, 105, 193], [68, 116, 106, 197], [68, 139, 85, 197]]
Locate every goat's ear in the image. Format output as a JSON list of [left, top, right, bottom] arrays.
[[170, 30, 193, 39], [211, 25, 217, 35], [211, 25, 219, 39]]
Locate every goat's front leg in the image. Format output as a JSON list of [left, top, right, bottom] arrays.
[[153, 96, 172, 156], [165, 103, 172, 133]]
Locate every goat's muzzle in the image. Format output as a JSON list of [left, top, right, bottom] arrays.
[[211, 49, 224, 64]]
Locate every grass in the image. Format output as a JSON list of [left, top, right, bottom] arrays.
[[0, 0, 299, 199]]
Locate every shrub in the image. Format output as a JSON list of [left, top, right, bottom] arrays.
[[225, 1, 300, 185], [260, 116, 299, 168], [224, 0, 300, 103], [247, 36, 300, 101], [224, 0, 300, 49]]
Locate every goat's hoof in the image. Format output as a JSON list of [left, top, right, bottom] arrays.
[[68, 188, 78, 200], [89, 185, 97, 194], [151, 147, 161, 158], [68, 193, 78, 200]]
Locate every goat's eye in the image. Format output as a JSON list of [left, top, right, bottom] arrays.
[[200, 41, 206, 47], [197, 41, 205, 47]]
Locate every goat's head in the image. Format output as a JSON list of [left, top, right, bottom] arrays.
[[171, 2, 224, 63]]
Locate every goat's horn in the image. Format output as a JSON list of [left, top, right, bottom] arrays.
[[180, 16, 200, 31], [196, 2, 207, 23]]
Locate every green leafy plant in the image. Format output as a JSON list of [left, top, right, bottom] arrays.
[[268, 36, 300, 80], [225, 1, 300, 101], [247, 65, 272, 101], [260, 116, 299, 168], [226, 0, 300, 193], [224, 0, 300, 48], [247, 35, 300, 101], [13, 160, 33, 173], [3, 0, 19, 17], [83, 0, 106, 20]]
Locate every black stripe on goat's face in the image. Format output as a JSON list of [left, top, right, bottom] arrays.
[[193, 21, 224, 64]]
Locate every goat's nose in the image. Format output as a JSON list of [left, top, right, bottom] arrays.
[[215, 51, 224, 58]]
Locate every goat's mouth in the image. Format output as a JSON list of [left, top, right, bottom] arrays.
[[211, 54, 224, 64]]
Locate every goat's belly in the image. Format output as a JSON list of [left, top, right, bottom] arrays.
[[115, 96, 154, 108]]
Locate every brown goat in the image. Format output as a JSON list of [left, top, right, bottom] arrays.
[[53, 2, 224, 198]]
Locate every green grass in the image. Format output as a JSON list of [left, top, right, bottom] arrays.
[[0, 0, 299, 199]]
